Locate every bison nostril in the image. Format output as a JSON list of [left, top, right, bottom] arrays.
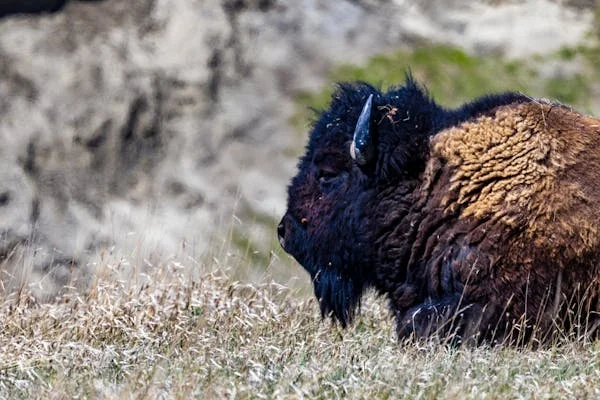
[[277, 221, 287, 249], [277, 222, 286, 241]]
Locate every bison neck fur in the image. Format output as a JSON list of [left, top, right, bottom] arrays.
[[281, 79, 600, 345]]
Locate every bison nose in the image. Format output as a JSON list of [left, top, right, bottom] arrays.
[[277, 219, 287, 248]]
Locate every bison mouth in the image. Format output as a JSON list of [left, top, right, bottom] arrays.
[[278, 213, 364, 326], [278, 213, 314, 273]]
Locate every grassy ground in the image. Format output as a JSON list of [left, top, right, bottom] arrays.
[[2, 260, 600, 399]]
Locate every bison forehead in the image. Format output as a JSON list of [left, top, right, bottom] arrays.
[[306, 85, 380, 145], [430, 102, 600, 259]]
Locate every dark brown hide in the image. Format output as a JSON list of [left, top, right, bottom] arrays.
[[393, 102, 600, 343]]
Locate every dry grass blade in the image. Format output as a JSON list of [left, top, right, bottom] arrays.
[[0, 260, 599, 399]]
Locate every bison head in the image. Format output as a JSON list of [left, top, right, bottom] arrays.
[[278, 77, 444, 326]]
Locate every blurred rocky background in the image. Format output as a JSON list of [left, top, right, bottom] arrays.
[[0, 0, 598, 298]]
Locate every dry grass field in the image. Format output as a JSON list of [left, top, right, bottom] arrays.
[[2, 251, 600, 399], [4, 33, 600, 400], [2, 3, 600, 399]]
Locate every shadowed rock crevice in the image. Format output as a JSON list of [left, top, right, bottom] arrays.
[[0, 0, 68, 17], [0, 0, 107, 18]]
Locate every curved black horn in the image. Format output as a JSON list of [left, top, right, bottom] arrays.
[[350, 94, 374, 165]]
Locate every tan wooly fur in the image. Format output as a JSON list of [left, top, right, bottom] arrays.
[[423, 101, 600, 341]]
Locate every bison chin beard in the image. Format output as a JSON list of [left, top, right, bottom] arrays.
[[312, 267, 364, 328]]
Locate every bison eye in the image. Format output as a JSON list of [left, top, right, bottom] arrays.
[[317, 169, 342, 187]]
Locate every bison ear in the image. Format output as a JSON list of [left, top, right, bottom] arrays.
[[350, 94, 375, 165]]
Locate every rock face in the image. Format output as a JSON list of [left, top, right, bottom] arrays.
[[0, 0, 595, 297]]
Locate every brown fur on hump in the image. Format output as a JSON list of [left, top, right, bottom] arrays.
[[431, 102, 600, 263]]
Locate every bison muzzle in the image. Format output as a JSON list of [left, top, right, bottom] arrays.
[[279, 77, 600, 345]]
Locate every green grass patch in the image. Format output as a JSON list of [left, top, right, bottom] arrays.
[[292, 44, 600, 132], [545, 73, 592, 105], [230, 227, 272, 268]]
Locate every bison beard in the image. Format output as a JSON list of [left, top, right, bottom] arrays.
[[312, 268, 361, 328], [279, 195, 373, 327], [279, 76, 600, 345]]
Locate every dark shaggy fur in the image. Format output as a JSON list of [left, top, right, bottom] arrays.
[[0, 0, 103, 18], [0, 0, 67, 17], [279, 77, 600, 344]]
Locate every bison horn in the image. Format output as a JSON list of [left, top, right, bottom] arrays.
[[350, 94, 374, 165]]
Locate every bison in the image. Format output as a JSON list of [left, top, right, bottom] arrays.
[[278, 77, 600, 344]]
